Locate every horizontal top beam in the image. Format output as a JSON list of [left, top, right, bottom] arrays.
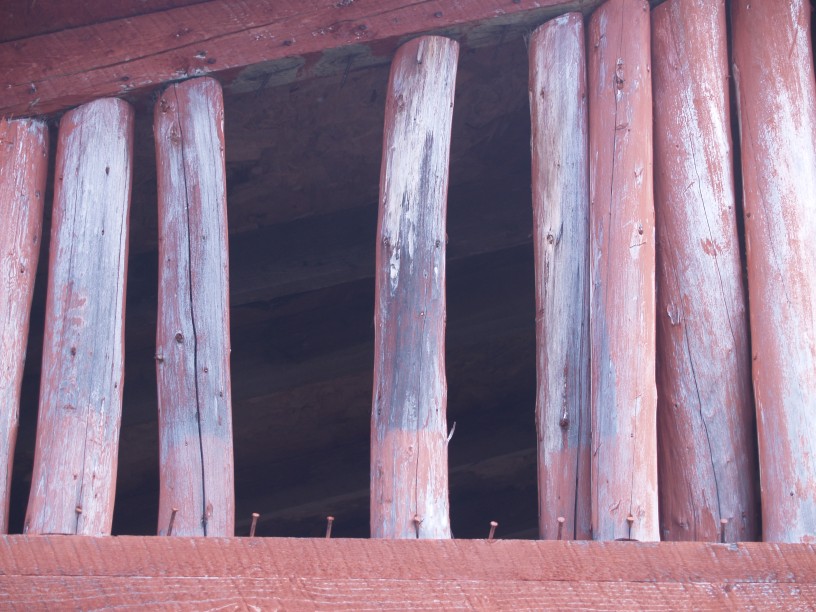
[[0, 0, 602, 118], [1, 536, 815, 608]]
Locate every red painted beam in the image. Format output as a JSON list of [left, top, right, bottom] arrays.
[[1, 536, 816, 609], [651, 0, 759, 542], [0, 0, 603, 118], [0, 118, 48, 533], [732, 0, 816, 543], [528, 13, 591, 541], [587, 0, 658, 541], [371, 36, 457, 539], [25, 98, 133, 535], [154, 77, 234, 537]]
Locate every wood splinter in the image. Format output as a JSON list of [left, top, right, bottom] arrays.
[[249, 513, 259, 538], [325, 516, 335, 539]]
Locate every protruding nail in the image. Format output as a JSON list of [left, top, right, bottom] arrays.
[[75, 505, 82, 515], [626, 515, 635, 539], [167, 507, 178, 536], [557, 516, 566, 541], [488, 520, 498, 541], [720, 518, 728, 544], [326, 515, 335, 539], [413, 514, 422, 538], [250, 512, 259, 538]]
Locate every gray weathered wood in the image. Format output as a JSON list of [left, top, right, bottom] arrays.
[[0, 118, 48, 533], [732, 0, 816, 543], [154, 77, 234, 537], [528, 13, 591, 541], [587, 0, 658, 541], [25, 98, 133, 535], [371, 35, 458, 539]]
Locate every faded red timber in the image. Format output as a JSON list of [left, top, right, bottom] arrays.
[[154, 77, 234, 537], [371, 36, 458, 539], [651, 0, 759, 542], [528, 13, 591, 541], [25, 98, 133, 535], [0, 118, 48, 533], [732, 0, 816, 543], [587, 0, 658, 541]]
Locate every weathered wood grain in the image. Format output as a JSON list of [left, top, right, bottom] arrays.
[[1, 536, 816, 610], [732, 0, 816, 543], [588, 0, 658, 541], [651, 0, 759, 543], [371, 35, 457, 539], [154, 77, 234, 537], [24, 98, 133, 535], [0, 0, 604, 117], [528, 13, 590, 541], [0, 118, 48, 533]]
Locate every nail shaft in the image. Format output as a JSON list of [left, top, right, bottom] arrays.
[[326, 515, 335, 539], [167, 507, 178, 536], [556, 516, 566, 541], [720, 518, 728, 543], [250, 512, 260, 538], [488, 520, 498, 540]]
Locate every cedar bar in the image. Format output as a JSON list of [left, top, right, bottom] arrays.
[[587, 0, 658, 541], [651, 0, 759, 542], [0, 118, 48, 533], [371, 36, 458, 539], [528, 13, 591, 541], [732, 0, 816, 543], [25, 98, 133, 535], [154, 77, 235, 537]]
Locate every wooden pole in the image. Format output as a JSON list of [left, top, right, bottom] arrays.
[[732, 0, 816, 543], [371, 36, 458, 539], [0, 118, 48, 533], [154, 77, 234, 537], [651, 0, 759, 543], [587, 0, 658, 541], [528, 13, 591, 541], [25, 98, 133, 535]]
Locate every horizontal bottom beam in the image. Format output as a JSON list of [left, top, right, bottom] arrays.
[[2, 536, 814, 609]]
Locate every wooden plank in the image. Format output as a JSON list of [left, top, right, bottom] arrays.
[[371, 36, 457, 539], [24, 98, 133, 536], [0, 0, 603, 118], [587, 0, 658, 541], [154, 77, 234, 536], [528, 13, 590, 541], [0, 118, 48, 533], [0, 0, 208, 43], [651, 0, 759, 542], [1, 536, 816, 610], [732, 0, 816, 543]]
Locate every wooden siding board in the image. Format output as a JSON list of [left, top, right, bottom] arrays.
[[651, 0, 759, 542], [24, 98, 133, 535], [0, 0, 604, 118], [1, 537, 815, 609], [528, 13, 591, 541], [732, 0, 816, 543], [0, 118, 48, 533]]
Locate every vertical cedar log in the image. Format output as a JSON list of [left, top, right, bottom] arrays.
[[732, 0, 816, 543], [154, 77, 234, 537], [0, 119, 48, 533], [371, 36, 458, 539], [528, 14, 591, 541], [587, 0, 658, 541], [25, 98, 133, 535], [651, 0, 759, 543]]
